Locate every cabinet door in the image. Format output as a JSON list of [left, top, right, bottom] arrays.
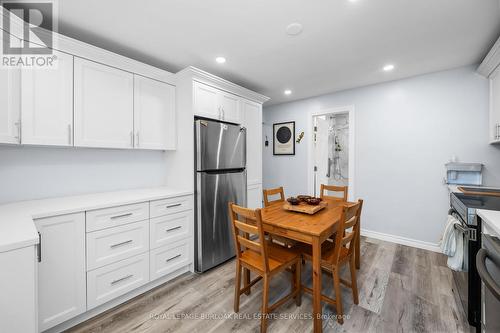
[[247, 183, 263, 209], [35, 213, 86, 331], [219, 91, 240, 123], [21, 50, 73, 146], [242, 99, 262, 185], [0, 66, 21, 144], [491, 69, 500, 142], [134, 75, 176, 150], [193, 81, 220, 119], [74, 58, 134, 148]]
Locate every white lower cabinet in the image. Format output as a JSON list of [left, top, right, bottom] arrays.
[[247, 183, 263, 209], [87, 252, 149, 309], [86, 220, 149, 270], [150, 211, 191, 249], [35, 213, 86, 332], [150, 239, 190, 280]]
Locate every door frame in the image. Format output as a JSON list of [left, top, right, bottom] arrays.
[[307, 105, 355, 200]]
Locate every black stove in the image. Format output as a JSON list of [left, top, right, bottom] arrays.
[[449, 192, 500, 331]]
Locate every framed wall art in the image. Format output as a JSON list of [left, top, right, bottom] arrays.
[[273, 121, 295, 155]]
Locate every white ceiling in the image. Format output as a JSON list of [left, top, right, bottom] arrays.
[[50, 0, 500, 105]]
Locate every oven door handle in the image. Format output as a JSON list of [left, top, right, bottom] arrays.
[[476, 248, 500, 302]]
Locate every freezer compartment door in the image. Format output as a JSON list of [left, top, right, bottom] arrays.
[[196, 119, 246, 171], [196, 170, 246, 272]]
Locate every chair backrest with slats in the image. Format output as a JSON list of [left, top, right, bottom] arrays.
[[228, 202, 269, 272], [320, 184, 348, 201], [263, 187, 285, 207], [331, 199, 362, 266]]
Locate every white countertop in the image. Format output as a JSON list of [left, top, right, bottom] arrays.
[[0, 187, 193, 253], [477, 209, 500, 237]]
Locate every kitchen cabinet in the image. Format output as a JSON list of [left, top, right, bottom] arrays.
[[219, 91, 240, 123], [35, 213, 86, 331], [74, 58, 134, 149], [247, 182, 263, 209], [134, 75, 176, 150], [194, 81, 241, 123], [21, 50, 74, 146], [0, 66, 21, 144], [242, 99, 262, 185], [490, 67, 500, 143]]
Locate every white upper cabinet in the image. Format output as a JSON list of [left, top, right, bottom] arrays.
[[74, 58, 134, 149], [490, 68, 500, 143], [193, 81, 242, 123], [0, 66, 21, 144], [134, 75, 176, 150], [21, 50, 74, 146], [242, 99, 262, 184], [193, 81, 219, 119], [219, 91, 240, 123], [35, 213, 86, 331]]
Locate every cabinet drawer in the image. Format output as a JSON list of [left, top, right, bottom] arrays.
[[150, 240, 190, 281], [150, 211, 192, 249], [87, 253, 149, 309], [150, 196, 192, 218], [86, 202, 149, 232], [87, 220, 149, 270]]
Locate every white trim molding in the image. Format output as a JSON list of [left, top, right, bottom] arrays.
[[361, 228, 441, 253], [477, 36, 500, 78], [307, 105, 355, 200], [176, 66, 270, 104]]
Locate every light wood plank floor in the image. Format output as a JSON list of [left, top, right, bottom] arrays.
[[68, 237, 472, 333]]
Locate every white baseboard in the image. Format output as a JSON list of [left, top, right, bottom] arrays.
[[361, 228, 441, 253]]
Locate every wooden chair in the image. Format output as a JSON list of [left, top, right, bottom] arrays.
[[262, 186, 285, 206], [262, 187, 296, 248], [320, 184, 348, 202], [229, 202, 301, 333], [299, 199, 363, 324]]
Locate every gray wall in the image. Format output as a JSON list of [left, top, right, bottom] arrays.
[[0, 146, 168, 204], [263, 66, 500, 245]]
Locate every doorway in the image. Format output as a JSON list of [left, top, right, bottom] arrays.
[[308, 107, 355, 199]]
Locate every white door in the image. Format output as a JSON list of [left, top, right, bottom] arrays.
[[35, 213, 86, 331], [134, 75, 176, 150], [219, 91, 240, 123], [0, 66, 21, 144], [193, 81, 219, 119], [74, 58, 134, 148], [242, 99, 262, 185], [21, 50, 74, 146], [313, 117, 330, 197]]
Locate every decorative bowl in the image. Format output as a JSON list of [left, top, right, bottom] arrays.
[[297, 195, 312, 202], [287, 197, 300, 205], [306, 198, 321, 206]]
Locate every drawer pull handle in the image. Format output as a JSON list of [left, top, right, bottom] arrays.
[[111, 274, 133, 285], [110, 239, 133, 248], [166, 203, 182, 208], [166, 226, 182, 232], [110, 213, 133, 219], [166, 254, 181, 262]]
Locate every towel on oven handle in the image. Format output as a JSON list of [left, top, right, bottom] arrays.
[[440, 215, 465, 271]]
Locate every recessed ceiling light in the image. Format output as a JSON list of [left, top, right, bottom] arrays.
[[284, 89, 292, 95], [215, 56, 226, 64], [383, 64, 395, 71], [286, 23, 303, 36]]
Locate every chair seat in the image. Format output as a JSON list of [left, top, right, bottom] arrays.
[[240, 241, 300, 273], [297, 235, 352, 268]]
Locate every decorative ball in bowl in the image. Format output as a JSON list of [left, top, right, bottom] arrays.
[[306, 198, 322, 206], [287, 197, 300, 205]]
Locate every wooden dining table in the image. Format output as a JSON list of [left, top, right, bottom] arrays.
[[259, 198, 360, 333]]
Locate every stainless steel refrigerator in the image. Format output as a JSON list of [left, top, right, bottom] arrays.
[[194, 118, 247, 272]]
